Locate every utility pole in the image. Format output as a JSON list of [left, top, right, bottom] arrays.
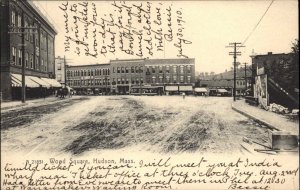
[[8, 24, 37, 103], [244, 62, 248, 96], [64, 55, 67, 88], [226, 42, 245, 101]]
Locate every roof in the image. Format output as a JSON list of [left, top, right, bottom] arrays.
[[145, 58, 195, 65], [67, 63, 110, 68]]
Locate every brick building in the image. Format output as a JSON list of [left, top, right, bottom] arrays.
[[66, 58, 195, 95], [66, 63, 111, 95], [0, 0, 59, 100]]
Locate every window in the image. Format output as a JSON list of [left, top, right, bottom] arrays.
[[166, 66, 170, 73], [36, 56, 39, 70], [17, 14, 21, 32], [117, 67, 120, 73], [187, 76, 191, 83], [187, 66, 191, 73], [180, 66, 184, 74], [57, 63, 61, 70], [180, 76, 184, 83], [173, 76, 177, 83], [152, 66, 155, 73], [12, 47, 16, 64], [139, 66, 143, 73], [131, 66, 134, 73], [30, 54, 33, 68], [121, 67, 124, 73], [159, 66, 163, 73], [24, 20, 29, 40], [25, 52, 29, 68], [41, 59, 44, 71], [159, 76, 163, 83], [173, 66, 177, 73], [125, 67, 129, 73], [11, 10, 16, 26], [18, 49, 22, 65], [152, 76, 156, 83], [30, 24, 34, 43], [166, 76, 170, 83]]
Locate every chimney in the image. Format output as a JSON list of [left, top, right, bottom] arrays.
[[267, 52, 272, 55]]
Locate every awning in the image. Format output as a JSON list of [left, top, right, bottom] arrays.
[[29, 76, 50, 88], [165, 86, 178, 91], [217, 89, 228, 93], [11, 78, 21, 87], [179, 86, 193, 91], [194, 88, 208, 92], [11, 74, 40, 88], [40, 77, 62, 87]]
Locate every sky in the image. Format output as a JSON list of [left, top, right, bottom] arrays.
[[33, 0, 299, 74]]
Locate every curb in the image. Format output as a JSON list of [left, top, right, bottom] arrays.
[[1, 103, 29, 111], [231, 103, 280, 131]]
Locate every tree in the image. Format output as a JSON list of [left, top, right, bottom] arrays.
[[290, 39, 299, 93]]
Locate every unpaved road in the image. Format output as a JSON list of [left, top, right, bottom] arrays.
[[1, 96, 271, 156]]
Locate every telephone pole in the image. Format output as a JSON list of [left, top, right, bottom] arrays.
[[244, 62, 248, 96], [226, 42, 245, 101], [8, 24, 37, 103]]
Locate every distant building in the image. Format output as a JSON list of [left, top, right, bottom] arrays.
[[66, 63, 110, 95], [200, 78, 249, 96], [0, 0, 59, 100], [55, 56, 66, 87], [66, 58, 195, 95]]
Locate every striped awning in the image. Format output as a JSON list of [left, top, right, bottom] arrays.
[[40, 77, 62, 87], [11, 74, 40, 88], [29, 76, 50, 88]]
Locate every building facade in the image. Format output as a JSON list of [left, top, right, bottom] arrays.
[[66, 64, 111, 95], [55, 56, 66, 86], [0, 0, 58, 100], [66, 58, 195, 95]]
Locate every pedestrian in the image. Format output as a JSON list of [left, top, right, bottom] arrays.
[[182, 92, 186, 99]]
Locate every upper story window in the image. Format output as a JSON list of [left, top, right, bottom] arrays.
[[25, 52, 29, 68], [11, 10, 16, 26], [18, 49, 22, 66], [187, 65, 191, 73], [166, 66, 170, 73], [117, 67, 120, 73], [12, 47, 16, 64], [180, 66, 184, 74], [173, 66, 177, 73], [30, 54, 33, 68], [17, 14, 21, 31]]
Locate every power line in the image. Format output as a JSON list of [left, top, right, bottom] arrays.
[[241, 0, 275, 46]]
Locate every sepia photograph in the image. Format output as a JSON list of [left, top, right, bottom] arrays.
[[0, 0, 299, 189]]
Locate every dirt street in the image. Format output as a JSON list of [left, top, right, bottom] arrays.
[[1, 96, 270, 156]]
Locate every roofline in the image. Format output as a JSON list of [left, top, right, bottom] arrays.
[[67, 63, 110, 67], [25, 1, 57, 35], [251, 53, 292, 58]]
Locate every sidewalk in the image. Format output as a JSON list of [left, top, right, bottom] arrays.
[[1, 96, 60, 110], [232, 100, 299, 135]]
